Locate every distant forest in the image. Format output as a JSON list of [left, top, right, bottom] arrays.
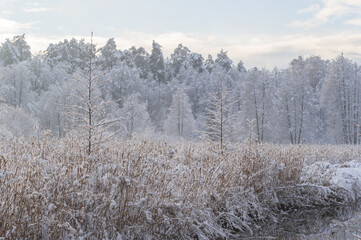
[[0, 34, 360, 144]]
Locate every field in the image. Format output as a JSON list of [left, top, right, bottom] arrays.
[[1, 135, 361, 239]]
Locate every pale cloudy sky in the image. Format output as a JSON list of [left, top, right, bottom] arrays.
[[1, 0, 361, 68]]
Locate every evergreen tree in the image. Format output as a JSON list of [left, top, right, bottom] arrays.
[[170, 43, 190, 77], [0, 34, 31, 66], [149, 40, 165, 84], [45, 38, 94, 72], [188, 53, 204, 73], [204, 54, 215, 73], [215, 49, 232, 72], [129, 46, 150, 79], [237, 60, 246, 73], [97, 38, 121, 70]]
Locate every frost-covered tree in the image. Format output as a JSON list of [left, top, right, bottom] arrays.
[[188, 52, 204, 73], [321, 54, 361, 144], [241, 67, 274, 143], [97, 38, 121, 70], [203, 67, 237, 148], [45, 38, 94, 72], [170, 44, 190, 77], [183, 67, 209, 120], [237, 60, 246, 73], [119, 93, 153, 137], [37, 80, 70, 138], [164, 86, 196, 139], [0, 34, 31, 66], [215, 49, 232, 72], [276, 57, 321, 144], [65, 33, 119, 154], [149, 40, 165, 84], [106, 62, 146, 106], [0, 62, 36, 110], [0, 102, 37, 138], [129, 46, 150, 79], [204, 54, 215, 74]]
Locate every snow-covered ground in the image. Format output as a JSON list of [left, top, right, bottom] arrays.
[[303, 160, 361, 203]]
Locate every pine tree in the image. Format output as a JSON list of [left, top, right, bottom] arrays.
[[170, 43, 190, 77], [204, 54, 215, 73], [149, 40, 165, 84], [45, 38, 93, 72], [97, 38, 121, 70], [0, 34, 31, 66], [215, 49, 232, 72], [129, 46, 150, 79]]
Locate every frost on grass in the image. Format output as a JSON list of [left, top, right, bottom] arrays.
[[0, 136, 361, 239]]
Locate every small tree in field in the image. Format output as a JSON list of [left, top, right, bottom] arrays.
[[66, 33, 120, 155], [203, 69, 237, 150]]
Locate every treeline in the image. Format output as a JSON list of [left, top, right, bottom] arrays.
[[0, 34, 360, 144]]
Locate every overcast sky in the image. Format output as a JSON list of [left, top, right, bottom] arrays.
[[1, 0, 361, 68]]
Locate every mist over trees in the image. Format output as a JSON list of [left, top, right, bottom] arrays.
[[1, 35, 361, 144]]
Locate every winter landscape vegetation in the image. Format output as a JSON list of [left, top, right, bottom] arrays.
[[0, 33, 360, 239], [1, 0, 361, 239]]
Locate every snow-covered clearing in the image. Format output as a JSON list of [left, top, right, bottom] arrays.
[[0, 136, 361, 239]]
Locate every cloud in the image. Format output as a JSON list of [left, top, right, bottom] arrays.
[[346, 18, 361, 26], [0, 17, 32, 34], [19, 31, 361, 68], [1, 10, 13, 16], [291, 0, 361, 28], [0, 0, 19, 5], [298, 4, 320, 14], [23, 7, 53, 13], [289, 19, 321, 28]]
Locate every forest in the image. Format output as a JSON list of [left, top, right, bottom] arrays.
[[0, 34, 360, 145]]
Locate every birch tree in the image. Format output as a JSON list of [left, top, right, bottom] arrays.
[[321, 54, 361, 144], [241, 67, 273, 143], [164, 86, 196, 139]]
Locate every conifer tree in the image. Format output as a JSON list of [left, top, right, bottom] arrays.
[[66, 33, 120, 155], [149, 40, 165, 84]]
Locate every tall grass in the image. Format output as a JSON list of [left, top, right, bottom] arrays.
[[0, 135, 360, 239]]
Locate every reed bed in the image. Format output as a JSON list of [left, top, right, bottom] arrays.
[[1, 135, 360, 239]]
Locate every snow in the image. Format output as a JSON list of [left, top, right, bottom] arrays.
[[330, 160, 361, 199], [303, 159, 361, 202]]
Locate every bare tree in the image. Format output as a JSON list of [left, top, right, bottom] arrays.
[[203, 71, 237, 150], [65, 33, 120, 154]]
